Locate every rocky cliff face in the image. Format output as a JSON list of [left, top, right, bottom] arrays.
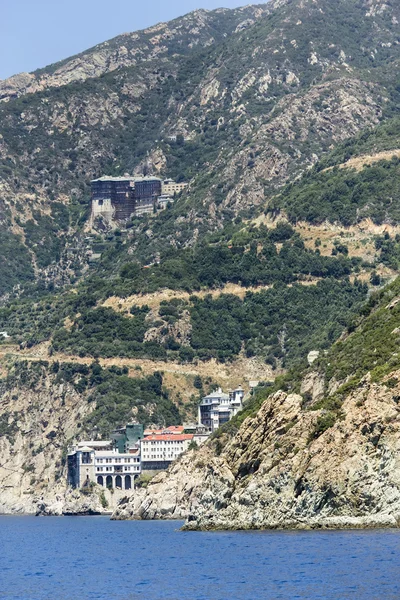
[[0, 362, 97, 514], [113, 371, 400, 530], [0, 360, 170, 515], [1, 0, 399, 293]]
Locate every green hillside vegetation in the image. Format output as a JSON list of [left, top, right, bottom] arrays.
[[272, 117, 400, 226], [0, 230, 35, 293], [224, 275, 400, 444], [3, 361, 181, 437], [210, 273, 400, 450], [49, 279, 367, 368], [1, 0, 399, 294], [274, 156, 400, 226], [0, 218, 371, 368], [100, 223, 359, 296], [321, 277, 400, 385], [318, 117, 400, 170]]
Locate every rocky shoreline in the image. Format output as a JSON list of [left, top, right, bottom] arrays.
[[112, 377, 400, 531]]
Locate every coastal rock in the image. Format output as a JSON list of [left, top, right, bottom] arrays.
[[113, 377, 400, 531]]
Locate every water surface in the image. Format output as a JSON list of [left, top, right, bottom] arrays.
[[0, 517, 399, 599]]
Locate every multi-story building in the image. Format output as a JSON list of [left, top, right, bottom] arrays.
[[112, 423, 144, 454], [133, 177, 162, 215], [67, 440, 140, 491], [91, 176, 163, 222], [140, 426, 194, 471], [162, 179, 188, 196], [91, 177, 136, 221], [198, 387, 245, 433]]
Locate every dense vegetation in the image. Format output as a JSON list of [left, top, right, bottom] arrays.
[[102, 223, 359, 296], [274, 157, 400, 226], [2, 361, 181, 436], [272, 116, 400, 226], [48, 278, 367, 368], [320, 277, 400, 385], [0, 230, 35, 293]]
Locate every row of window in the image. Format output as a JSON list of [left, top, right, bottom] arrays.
[[96, 457, 138, 464], [146, 454, 181, 460], [145, 441, 186, 446], [96, 466, 139, 472]]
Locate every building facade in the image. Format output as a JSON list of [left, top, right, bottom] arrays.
[[91, 176, 163, 222], [91, 177, 136, 221], [133, 177, 162, 215], [198, 387, 245, 433], [162, 179, 188, 196], [67, 440, 140, 490], [140, 433, 194, 471]]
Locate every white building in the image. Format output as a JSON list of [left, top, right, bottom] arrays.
[[140, 433, 194, 471], [198, 387, 245, 433], [67, 440, 140, 490]]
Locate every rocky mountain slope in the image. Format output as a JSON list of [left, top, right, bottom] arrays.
[[114, 277, 400, 529], [1, 0, 400, 517], [1, 0, 400, 294], [0, 5, 270, 102]]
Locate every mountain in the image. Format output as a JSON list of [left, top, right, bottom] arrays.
[[1, 0, 400, 294], [1, 0, 400, 516], [114, 276, 400, 529], [0, 6, 271, 102]]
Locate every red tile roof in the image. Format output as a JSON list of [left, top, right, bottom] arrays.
[[144, 426, 185, 436], [142, 434, 194, 442]]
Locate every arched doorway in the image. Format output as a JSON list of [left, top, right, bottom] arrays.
[[125, 475, 131, 490], [115, 475, 122, 489], [97, 476, 104, 486], [106, 475, 113, 489]]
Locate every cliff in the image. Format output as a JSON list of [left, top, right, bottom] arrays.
[[113, 278, 400, 529], [0, 358, 184, 514], [114, 377, 400, 530]]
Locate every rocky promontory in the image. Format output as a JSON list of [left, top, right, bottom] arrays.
[[113, 373, 400, 530]]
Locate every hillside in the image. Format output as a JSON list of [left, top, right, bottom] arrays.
[[114, 276, 400, 529], [1, 0, 400, 294], [1, 0, 400, 517], [271, 116, 400, 225]]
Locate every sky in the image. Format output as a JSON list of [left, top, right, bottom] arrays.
[[1, 0, 265, 80]]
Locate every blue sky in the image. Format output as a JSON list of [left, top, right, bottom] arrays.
[[1, 0, 265, 80]]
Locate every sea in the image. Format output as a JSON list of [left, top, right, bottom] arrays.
[[0, 517, 399, 600]]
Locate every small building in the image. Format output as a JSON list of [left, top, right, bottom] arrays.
[[157, 194, 173, 210], [192, 425, 211, 446], [198, 387, 245, 433]]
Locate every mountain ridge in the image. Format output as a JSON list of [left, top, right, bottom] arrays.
[[0, 4, 272, 102]]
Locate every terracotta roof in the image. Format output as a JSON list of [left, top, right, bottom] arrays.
[[144, 426, 185, 436], [142, 434, 194, 442]]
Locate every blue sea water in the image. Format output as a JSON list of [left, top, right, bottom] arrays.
[[0, 517, 399, 600]]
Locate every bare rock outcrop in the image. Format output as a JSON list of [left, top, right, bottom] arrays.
[[113, 375, 400, 530]]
